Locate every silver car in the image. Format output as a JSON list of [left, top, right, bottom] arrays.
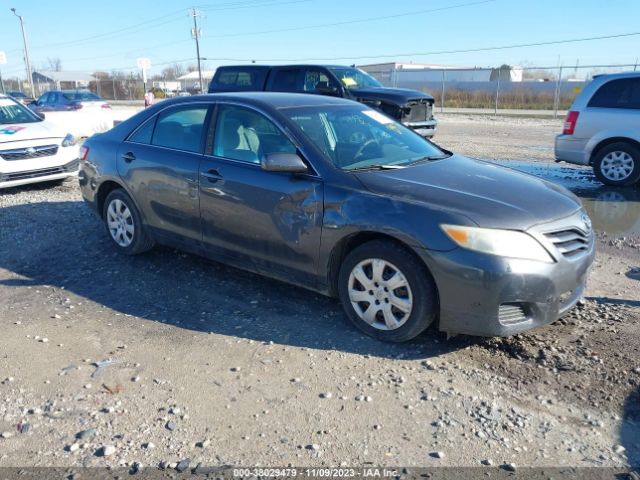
[[555, 71, 640, 186]]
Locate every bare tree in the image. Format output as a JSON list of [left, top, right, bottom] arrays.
[[161, 63, 185, 80], [47, 57, 62, 72]]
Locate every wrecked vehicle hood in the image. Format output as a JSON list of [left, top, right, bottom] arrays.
[[353, 155, 582, 231], [349, 87, 434, 104]]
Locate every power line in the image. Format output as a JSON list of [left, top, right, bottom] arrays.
[[30, 8, 188, 50], [201, 0, 495, 39], [196, 0, 310, 10], [196, 30, 640, 63]]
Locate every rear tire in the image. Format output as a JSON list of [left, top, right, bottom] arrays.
[[103, 189, 154, 255], [338, 240, 437, 342], [592, 142, 640, 186]]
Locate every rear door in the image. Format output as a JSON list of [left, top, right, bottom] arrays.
[[265, 67, 303, 92], [117, 103, 211, 246], [198, 103, 323, 284], [579, 77, 640, 140]]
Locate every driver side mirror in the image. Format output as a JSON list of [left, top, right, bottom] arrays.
[[261, 153, 308, 173]]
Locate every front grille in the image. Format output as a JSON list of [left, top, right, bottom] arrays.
[[544, 228, 589, 258], [499, 303, 528, 325], [0, 144, 59, 161], [405, 99, 432, 122]]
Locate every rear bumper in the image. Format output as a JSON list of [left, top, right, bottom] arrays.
[[404, 120, 437, 138], [418, 235, 595, 337], [555, 135, 589, 165]]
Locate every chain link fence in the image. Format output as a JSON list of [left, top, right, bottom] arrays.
[[361, 63, 639, 117], [2, 63, 638, 113]]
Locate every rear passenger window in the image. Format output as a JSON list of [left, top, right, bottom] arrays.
[[129, 118, 156, 144], [588, 78, 640, 109], [151, 106, 208, 153], [270, 69, 300, 92]]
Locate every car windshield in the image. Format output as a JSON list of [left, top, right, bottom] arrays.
[[329, 68, 383, 90], [284, 105, 448, 170], [62, 91, 102, 101], [0, 97, 42, 124]]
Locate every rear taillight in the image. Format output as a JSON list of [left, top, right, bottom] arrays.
[[563, 111, 579, 135], [66, 103, 83, 110], [80, 146, 89, 161], [101, 103, 112, 109]]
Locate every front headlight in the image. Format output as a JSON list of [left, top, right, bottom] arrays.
[[61, 133, 76, 147], [441, 224, 554, 263]]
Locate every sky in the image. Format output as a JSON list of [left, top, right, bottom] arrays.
[[0, 0, 639, 78]]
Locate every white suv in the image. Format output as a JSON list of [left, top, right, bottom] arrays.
[[555, 72, 640, 186], [0, 94, 80, 189]]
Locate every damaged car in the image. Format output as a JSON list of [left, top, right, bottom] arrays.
[[79, 93, 595, 342]]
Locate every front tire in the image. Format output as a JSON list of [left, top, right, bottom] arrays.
[[592, 142, 640, 186], [338, 240, 437, 342], [103, 189, 154, 255]]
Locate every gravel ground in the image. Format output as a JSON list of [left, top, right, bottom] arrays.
[[0, 115, 639, 474]]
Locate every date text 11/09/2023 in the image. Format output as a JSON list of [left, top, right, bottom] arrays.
[[233, 468, 399, 478]]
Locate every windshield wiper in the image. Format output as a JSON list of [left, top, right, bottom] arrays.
[[407, 155, 450, 165], [346, 164, 406, 172]]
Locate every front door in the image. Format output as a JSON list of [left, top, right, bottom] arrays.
[[117, 103, 210, 246], [199, 104, 323, 284]]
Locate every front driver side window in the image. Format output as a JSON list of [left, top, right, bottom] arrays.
[[212, 105, 296, 164]]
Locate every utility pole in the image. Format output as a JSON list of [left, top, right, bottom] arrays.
[[11, 8, 35, 98], [190, 8, 204, 94]]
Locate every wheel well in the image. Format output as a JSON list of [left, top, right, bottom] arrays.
[[96, 181, 124, 218], [327, 232, 431, 297], [590, 137, 640, 164]]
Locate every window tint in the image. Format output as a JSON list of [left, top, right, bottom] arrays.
[[211, 68, 267, 91], [303, 69, 336, 92], [270, 69, 300, 92], [212, 105, 296, 164], [151, 106, 208, 152], [129, 117, 156, 144], [588, 78, 640, 109]]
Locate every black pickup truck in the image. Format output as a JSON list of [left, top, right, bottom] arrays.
[[208, 65, 437, 138]]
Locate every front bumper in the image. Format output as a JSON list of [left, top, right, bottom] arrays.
[[418, 222, 596, 337], [0, 158, 79, 189], [404, 120, 437, 138], [555, 134, 589, 165]]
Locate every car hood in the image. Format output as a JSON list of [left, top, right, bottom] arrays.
[[0, 121, 66, 143], [354, 155, 582, 230], [349, 87, 434, 104]]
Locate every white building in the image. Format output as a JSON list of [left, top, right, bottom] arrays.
[[177, 70, 216, 93], [359, 62, 523, 86]]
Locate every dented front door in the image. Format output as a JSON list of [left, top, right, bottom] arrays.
[[198, 156, 323, 283]]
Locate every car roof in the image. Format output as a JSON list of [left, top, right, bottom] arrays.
[[161, 91, 362, 109], [217, 64, 356, 70], [591, 71, 640, 81]]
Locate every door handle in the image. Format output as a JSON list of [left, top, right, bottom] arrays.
[[121, 152, 136, 163], [202, 168, 223, 182]]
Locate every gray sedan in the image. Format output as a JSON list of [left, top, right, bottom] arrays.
[[79, 93, 595, 342]]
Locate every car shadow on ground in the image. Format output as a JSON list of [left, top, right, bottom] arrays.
[[587, 296, 640, 308], [621, 386, 640, 468], [0, 200, 477, 360]]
